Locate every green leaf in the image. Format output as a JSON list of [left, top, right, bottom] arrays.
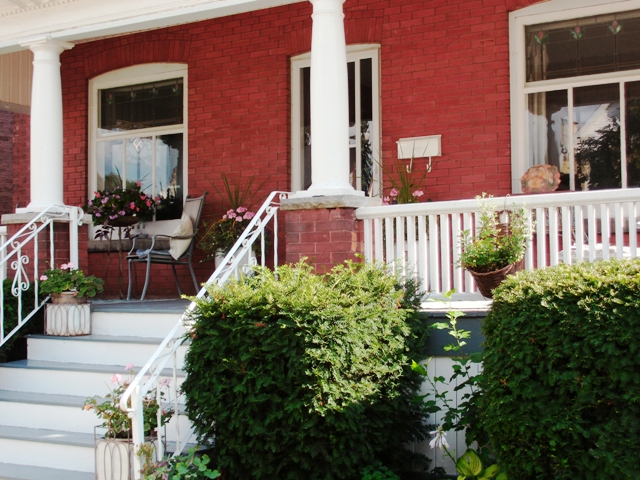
[[456, 450, 483, 477]]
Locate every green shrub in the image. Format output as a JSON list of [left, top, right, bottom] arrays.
[[0, 279, 43, 362], [481, 259, 640, 479], [182, 261, 430, 480]]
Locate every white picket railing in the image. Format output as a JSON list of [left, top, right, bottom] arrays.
[[0, 206, 84, 347], [357, 189, 640, 300], [120, 191, 290, 477]]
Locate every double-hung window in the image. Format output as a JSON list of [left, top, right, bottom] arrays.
[[291, 45, 381, 196], [89, 64, 187, 230], [511, 1, 640, 192]]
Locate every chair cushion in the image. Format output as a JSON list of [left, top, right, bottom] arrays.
[[169, 213, 194, 260]]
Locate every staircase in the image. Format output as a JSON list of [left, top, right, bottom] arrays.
[[0, 299, 191, 480]]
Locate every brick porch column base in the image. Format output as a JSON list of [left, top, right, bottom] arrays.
[[281, 195, 381, 273]]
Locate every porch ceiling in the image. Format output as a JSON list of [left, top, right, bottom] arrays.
[[0, 0, 304, 54]]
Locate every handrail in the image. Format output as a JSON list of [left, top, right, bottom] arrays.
[[0, 205, 84, 348], [120, 191, 291, 476], [357, 188, 640, 300]]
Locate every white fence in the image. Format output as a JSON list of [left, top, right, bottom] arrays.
[[357, 189, 640, 300]]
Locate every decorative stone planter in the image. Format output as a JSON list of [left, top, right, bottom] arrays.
[[50, 291, 84, 305], [95, 434, 159, 480], [45, 303, 91, 336]]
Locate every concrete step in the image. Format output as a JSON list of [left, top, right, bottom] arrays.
[[0, 360, 184, 397], [0, 462, 94, 480], [90, 310, 187, 337], [0, 425, 94, 472], [0, 390, 96, 433], [26, 334, 188, 368]]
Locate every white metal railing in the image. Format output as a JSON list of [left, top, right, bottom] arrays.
[[120, 191, 290, 477], [357, 189, 640, 300], [0, 206, 84, 347]]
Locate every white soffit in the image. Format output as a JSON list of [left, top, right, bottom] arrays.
[[0, 0, 304, 54]]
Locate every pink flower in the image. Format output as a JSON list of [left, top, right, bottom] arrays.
[[110, 215, 118, 220], [119, 210, 126, 216], [111, 374, 122, 384], [389, 188, 399, 197], [40, 275, 48, 281], [95, 213, 101, 217], [146, 200, 152, 207], [244, 211, 255, 220], [129, 202, 136, 209], [124, 363, 134, 371], [101, 198, 108, 204], [136, 181, 141, 187], [61, 262, 74, 270], [95, 192, 101, 198], [412, 190, 424, 198], [226, 209, 237, 219], [382, 196, 390, 206], [236, 206, 247, 213], [115, 195, 120, 199], [236, 216, 243, 222], [222, 214, 228, 220]]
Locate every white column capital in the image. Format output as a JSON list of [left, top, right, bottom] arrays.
[[22, 37, 74, 54]]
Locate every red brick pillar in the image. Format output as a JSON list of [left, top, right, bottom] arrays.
[[281, 196, 381, 273]]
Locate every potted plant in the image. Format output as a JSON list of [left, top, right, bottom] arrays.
[[199, 173, 265, 266], [459, 195, 529, 298], [84, 365, 174, 480], [84, 180, 156, 238], [40, 263, 104, 336]]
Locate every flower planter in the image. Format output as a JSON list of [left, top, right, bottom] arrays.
[[45, 303, 91, 336], [467, 259, 524, 299], [95, 434, 160, 480], [108, 216, 141, 228], [50, 291, 85, 305]]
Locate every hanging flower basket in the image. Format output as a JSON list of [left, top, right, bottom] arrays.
[[468, 259, 524, 299], [107, 215, 141, 228]]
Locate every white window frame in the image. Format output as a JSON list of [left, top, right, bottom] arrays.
[[509, 0, 640, 192], [88, 63, 188, 235], [290, 44, 381, 195]]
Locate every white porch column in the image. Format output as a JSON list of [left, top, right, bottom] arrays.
[[300, 0, 362, 197], [21, 37, 74, 211]]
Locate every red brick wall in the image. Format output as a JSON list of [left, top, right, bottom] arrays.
[[0, 111, 13, 216], [284, 208, 364, 274], [56, 0, 548, 292], [12, 112, 30, 210]]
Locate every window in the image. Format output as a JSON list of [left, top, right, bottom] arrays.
[[511, 1, 640, 192], [291, 45, 381, 196], [89, 64, 187, 230]]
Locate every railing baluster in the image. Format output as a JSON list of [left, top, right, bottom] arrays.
[[406, 215, 417, 283], [574, 205, 585, 262], [373, 217, 384, 262], [536, 207, 546, 268], [451, 213, 463, 293], [614, 203, 624, 259], [561, 205, 572, 265], [417, 215, 428, 293], [587, 204, 597, 262], [428, 214, 440, 294], [548, 207, 559, 266], [396, 216, 405, 275], [440, 214, 451, 293], [600, 204, 610, 261], [629, 202, 638, 258], [363, 218, 373, 263], [462, 212, 474, 293]]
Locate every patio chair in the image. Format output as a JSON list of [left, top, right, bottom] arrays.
[[126, 192, 207, 301]]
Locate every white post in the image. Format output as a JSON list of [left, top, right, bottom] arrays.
[[300, 0, 361, 197], [21, 37, 74, 212]]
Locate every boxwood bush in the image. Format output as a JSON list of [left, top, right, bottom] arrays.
[[481, 259, 640, 479], [182, 261, 430, 480]]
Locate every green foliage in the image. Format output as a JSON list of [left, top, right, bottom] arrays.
[[481, 259, 640, 479], [459, 195, 529, 273], [0, 279, 43, 363], [360, 462, 401, 480], [139, 445, 220, 480], [182, 260, 430, 479], [84, 367, 173, 439], [40, 263, 104, 298], [413, 293, 504, 480]]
